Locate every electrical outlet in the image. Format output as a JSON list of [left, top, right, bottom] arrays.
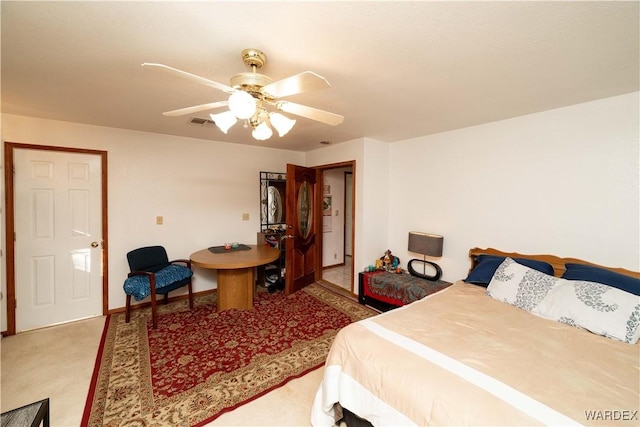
[[156, 216, 163, 225], [334, 253, 337, 259], [242, 213, 250, 221]]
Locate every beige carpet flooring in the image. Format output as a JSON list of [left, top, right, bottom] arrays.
[[1, 313, 324, 426]]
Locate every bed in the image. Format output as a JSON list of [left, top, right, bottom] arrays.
[[311, 247, 640, 426]]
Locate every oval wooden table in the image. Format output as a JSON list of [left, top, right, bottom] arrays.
[[190, 245, 280, 311]]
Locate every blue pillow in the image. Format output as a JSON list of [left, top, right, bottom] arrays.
[[465, 255, 555, 286], [562, 263, 640, 296]]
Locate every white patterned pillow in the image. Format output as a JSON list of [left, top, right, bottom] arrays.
[[486, 257, 559, 312], [532, 280, 640, 344], [486, 258, 640, 344]]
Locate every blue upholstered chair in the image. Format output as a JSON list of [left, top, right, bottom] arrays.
[[123, 246, 194, 328]]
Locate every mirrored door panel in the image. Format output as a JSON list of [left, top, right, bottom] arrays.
[[260, 171, 286, 232]]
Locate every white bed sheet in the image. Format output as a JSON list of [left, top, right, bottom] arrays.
[[311, 282, 640, 426]]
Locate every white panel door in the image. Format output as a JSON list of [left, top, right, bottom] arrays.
[[14, 149, 103, 331]]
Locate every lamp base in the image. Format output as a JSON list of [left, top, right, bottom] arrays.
[[407, 259, 442, 281]]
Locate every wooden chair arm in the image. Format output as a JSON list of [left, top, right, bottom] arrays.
[[169, 259, 192, 268]]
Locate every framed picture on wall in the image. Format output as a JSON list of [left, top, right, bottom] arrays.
[[323, 195, 332, 216], [323, 195, 332, 232]]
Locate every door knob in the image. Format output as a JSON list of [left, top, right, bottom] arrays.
[[91, 241, 99, 248]]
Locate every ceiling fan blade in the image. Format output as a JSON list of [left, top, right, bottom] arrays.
[[162, 101, 228, 117], [276, 101, 344, 126], [142, 63, 234, 93], [262, 71, 330, 98]]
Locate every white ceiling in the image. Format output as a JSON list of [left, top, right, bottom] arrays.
[[2, 1, 638, 152]]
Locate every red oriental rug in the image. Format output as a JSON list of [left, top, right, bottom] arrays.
[[81, 283, 376, 426]]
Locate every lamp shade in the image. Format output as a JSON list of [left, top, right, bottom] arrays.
[[408, 232, 443, 257], [228, 90, 257, 119], [252, 121, 273, 140], [210, 111, 237, 134], [269, 112, 296, 137]]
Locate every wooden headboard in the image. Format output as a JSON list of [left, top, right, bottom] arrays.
[[469, 247, 640, 279]]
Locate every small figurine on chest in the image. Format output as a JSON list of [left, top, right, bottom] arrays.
[[381, 249, 400, 271]]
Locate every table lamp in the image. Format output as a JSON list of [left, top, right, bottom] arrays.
[[407, 231, 443, 281]]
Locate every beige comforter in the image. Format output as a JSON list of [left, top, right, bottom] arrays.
[[311, 282, 640, 426]]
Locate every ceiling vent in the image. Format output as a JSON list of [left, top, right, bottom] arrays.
[[188, 117, 215, 127]]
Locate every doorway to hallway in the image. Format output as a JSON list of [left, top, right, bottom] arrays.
[[322, 255, 352, 291], [318, 163, 354, 293]]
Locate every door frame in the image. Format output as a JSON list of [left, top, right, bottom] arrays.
[[316, 160, 356, 294], [343, 170, 353, 258], [3, 142, 109, 336]]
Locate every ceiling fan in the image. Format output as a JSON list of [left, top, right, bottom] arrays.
[[142, 49, 344, 140]]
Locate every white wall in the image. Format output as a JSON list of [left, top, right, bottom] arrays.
[[1, 114, 304, 320], [388, 92, 640, 282], [2, 92, 637, 330]]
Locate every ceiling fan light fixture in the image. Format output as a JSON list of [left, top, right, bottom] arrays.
[[269, 112, 296, 137], [210, 111, 237, 134], [252, 121, 273, 140], [148, 49, 344, 143], [228, 90, 257, 119]]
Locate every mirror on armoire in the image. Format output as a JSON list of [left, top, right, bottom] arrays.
[[258, 171, 287, 292], [259, 171, 286, 232]]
